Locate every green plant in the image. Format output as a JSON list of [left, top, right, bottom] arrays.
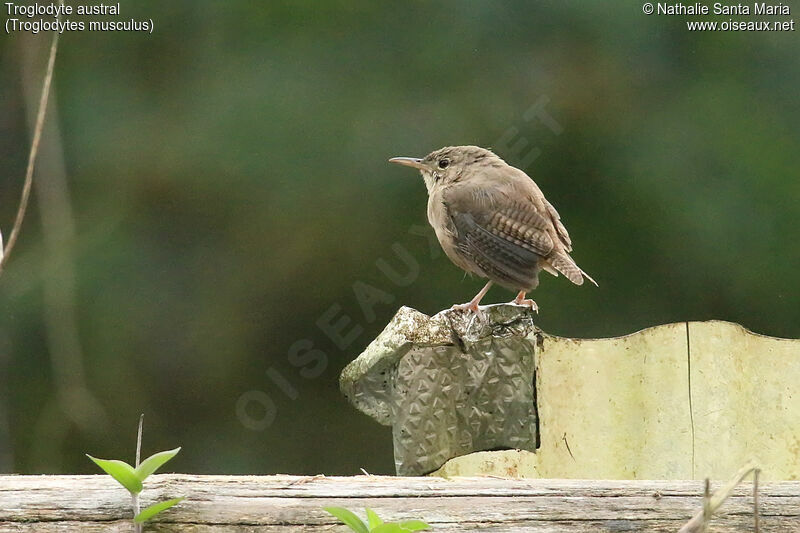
[[324, 506, 431, 532], [87, 415, 184, 532]]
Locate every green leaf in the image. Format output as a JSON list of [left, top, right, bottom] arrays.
[[323, 506, 369, 533], [134, 447, 181, 481], [399, 520, 431, 531], [134, 497, 185, 523], [366, 507, 384, 529], [371, 524, 411, 533], [86, 455, 143, 494]]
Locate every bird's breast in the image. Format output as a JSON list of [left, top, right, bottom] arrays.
[[427, 190, 480, 275]]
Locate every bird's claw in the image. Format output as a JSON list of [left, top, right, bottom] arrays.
[[512, 297, 539, 313], [451, 301, 485, 321]]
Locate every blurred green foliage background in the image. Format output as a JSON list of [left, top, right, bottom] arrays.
[[0, 1, 798, 476]]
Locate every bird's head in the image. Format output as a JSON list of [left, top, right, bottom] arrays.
[[389, 145, 501, 192]]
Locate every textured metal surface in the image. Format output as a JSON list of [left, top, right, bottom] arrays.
[[340, 304, 539, 476]]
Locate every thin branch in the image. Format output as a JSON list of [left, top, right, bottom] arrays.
[[136, 414, 144, 468], [753, 468, 761, 532], [0, 3, 63, 277], [679, 461, 760, 533], [701, 479, 710, 533], [134, 415, 144, 533]]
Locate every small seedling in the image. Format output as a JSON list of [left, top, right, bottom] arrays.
[[324, 506, 431, 532], [87, 415, 184, 532]]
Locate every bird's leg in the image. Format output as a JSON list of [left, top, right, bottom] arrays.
[[452, 280, 493, 316], [512, 291, 539, 313]]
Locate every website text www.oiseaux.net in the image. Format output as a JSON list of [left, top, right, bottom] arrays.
[[687, 18, 795, 31]]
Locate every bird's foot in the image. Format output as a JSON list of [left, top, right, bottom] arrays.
[[450, 281, 493, 323], [511, 296, 539, 313], [451, 300, 485, 320]]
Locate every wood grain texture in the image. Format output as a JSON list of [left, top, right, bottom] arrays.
[[1, 474, 798, 531]]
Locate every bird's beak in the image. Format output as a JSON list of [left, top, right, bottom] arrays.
[[388, 157, 428, 171]]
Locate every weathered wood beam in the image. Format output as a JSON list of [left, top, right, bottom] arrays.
[[1, 474, 798, 531]]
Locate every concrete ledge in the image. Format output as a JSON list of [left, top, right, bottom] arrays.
[[342, 308, 800, 480]]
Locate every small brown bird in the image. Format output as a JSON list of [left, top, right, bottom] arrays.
[[389, 145, 596, 313]]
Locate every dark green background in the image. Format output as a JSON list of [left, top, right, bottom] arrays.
[[1, 1, 798, 475]]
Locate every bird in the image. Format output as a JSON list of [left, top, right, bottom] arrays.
[[389, 145, 596, 314]]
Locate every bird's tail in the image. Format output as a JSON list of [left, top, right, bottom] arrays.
[[580, 267, 599, 287], [550, 252, 598, 287]]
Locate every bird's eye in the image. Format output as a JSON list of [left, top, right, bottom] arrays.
[[438, 159, 450, 169]]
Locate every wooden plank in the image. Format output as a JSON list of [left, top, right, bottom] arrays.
[[1, 475, 798, 531], [6, 519, 799, 533]]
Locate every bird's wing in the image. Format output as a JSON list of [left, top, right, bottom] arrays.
[[503, 168, 589, 284], [544, 199, 573, 252], [506, 166, 574, 252], [442, 185, 555, 289]]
